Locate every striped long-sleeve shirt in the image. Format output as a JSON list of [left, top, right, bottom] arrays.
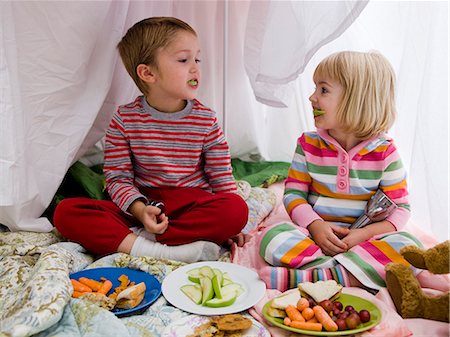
[[284, 129, 410, 230], [104, 96, 237, 213]]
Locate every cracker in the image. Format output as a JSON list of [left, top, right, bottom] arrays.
[[215, 314, 252, 331]]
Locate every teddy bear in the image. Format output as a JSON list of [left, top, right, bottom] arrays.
[[385, 240, 449, 322]]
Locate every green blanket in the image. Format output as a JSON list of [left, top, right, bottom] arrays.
[[231, 158, 290, 187]]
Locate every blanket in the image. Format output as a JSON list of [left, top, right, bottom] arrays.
[[0, 178, 278, 337]]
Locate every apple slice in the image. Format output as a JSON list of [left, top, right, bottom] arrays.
[[200, 277, 214, 305], [186, 267, 201, 284], [204, 290, 237, 308], [212, 275, 223, 299], [222, 283, 244, 298], [180, 284, 202, 304], [199, 266, 215, 279]]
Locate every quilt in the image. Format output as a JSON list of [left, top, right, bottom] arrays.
[[0, 180, 278, 337]]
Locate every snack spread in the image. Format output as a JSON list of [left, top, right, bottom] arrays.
[[71, 274, 146, 310], [266, 280, 372, 332]]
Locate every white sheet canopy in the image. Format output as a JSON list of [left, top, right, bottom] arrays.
[[0, 1, 448, 240]]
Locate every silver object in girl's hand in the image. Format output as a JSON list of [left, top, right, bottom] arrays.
[[350, 189, 397, 229]]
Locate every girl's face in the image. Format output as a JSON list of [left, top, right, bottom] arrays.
[[148, 31, 201, 112], [309, 76, 344, 132]]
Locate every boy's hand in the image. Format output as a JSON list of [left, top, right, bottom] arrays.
[[227, 232, 252, 247], [308, 220, 349, 256], [130, 200, 169, 234], [141, 206, 169, 234]]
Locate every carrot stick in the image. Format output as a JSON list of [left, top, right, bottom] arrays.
[[72, 290, 89, 298], [78, 277, 103, 291], [285, 305, 305, 322], [71, 279, 92, 293], [313, 305, 338, 332], [289, 321, 323, 331], [302, 307, 315, 320], [96, 279, 113, 295]]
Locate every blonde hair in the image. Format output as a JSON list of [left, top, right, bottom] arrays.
[[117, 17, 197, 94], [314, 51, 396, 139]]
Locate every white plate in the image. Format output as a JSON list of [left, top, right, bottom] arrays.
[[162, 261, 266, 315], [161, 314, 271, 337]]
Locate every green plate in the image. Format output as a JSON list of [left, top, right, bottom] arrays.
[[262, 293, 381, 336]]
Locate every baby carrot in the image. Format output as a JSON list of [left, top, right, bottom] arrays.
[[313, 305, 338, 332], [283, 317, 292, 326], [97, 279, 113, 295], [302, 307, 315, 321], [71, 279, 92, 293], [72, 290, 88, 298], [306, 316, 319, 323], [78, 277, 103, 291], [297, 297, 310, 312], [289, 321, 323, 331], [285, 305, 305, 322]]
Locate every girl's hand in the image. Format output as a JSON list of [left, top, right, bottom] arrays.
[[341, 227, 372, 249], [308, 220, 349, 256], [342, 220, 396, 249]]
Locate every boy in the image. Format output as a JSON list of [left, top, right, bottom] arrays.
[[54, 17, 248, 262]]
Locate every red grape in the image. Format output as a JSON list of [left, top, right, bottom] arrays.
[[335, 318, 347, 331], [345, 312, 361, 329], [359, 309, 371, 323], [338, 311, 350, 320], [319, 299, 334, 312], [333, 301, 343, 311], [344, 305, 354, 312]]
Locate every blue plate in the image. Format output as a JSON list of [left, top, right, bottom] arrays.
[[70, 267, 161, 317]]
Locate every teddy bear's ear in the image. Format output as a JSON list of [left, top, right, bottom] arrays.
[[400, 240, 449, 274]]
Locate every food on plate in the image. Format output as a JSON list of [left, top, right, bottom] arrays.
[[215, 314, 252, 331], [270, 288, 301, 310], [109, 274, 134, 300], [71, 274, 146, 311], [267, 291, 377, 332], [79, 292, 117, 310], [313, 305, 338, 332], [71, 279, 93, 293], [78, 277, 103, 291], [297, 280, 343, 303], [181, 265, 244, 308], [187, 314, 252, 337], [115, 282, 146, 309]]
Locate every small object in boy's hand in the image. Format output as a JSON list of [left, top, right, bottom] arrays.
[[148, 200, 165, 214]]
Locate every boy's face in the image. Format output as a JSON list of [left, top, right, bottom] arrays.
[[309, 76, 343, 132], [147, 30, 201, 112]]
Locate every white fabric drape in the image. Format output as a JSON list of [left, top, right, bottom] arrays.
[[244, 0, 368, 107], [0, 1, 448, 240]]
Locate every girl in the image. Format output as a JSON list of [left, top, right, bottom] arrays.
[[258, 51, 422, 291]]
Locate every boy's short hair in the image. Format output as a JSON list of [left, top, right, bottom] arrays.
[[117, 17, 197, 94], [314, 51, 396, 139]]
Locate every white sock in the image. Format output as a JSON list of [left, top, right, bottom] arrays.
[[130, 236, 220, 263]]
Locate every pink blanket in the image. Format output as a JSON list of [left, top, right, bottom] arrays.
[[232, 182, 450, 337]]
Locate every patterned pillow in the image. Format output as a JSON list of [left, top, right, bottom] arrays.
[[237, 180, 277, 234]]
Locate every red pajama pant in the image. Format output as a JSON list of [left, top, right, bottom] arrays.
[[53, 187, 248, 256]]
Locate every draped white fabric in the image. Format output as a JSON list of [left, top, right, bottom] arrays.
[[0, 1, 448, 240]]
